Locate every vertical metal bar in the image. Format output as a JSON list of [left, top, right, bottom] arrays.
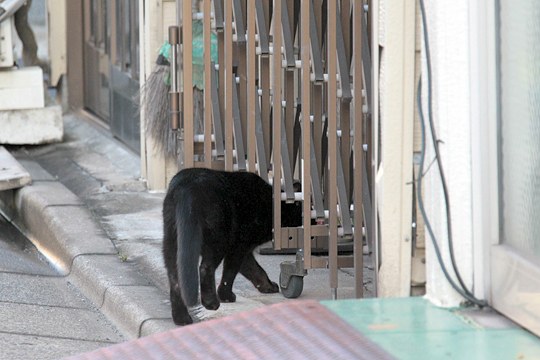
[[327, 0, 339, 296], [341, 105, 352, 201], [337, 142, 353, 236], [233, 0, 246, 41], [183, 1, 194, 168], [311, 0, 324, 222], [281, 104, 295, 202], [224, 0, 234, 170], [255, 0, 269, 53], [273, 0, 283, 250], [234, 0, 248, 168], [336, 4, 352, 202], [257, 1, 272, 171], [233, 80, 247, 170], [281, 0, 296, 68], [281, 115, 295, 201], [309, 1, 324, 82], [353, 0, 364, 299], [260, 56, 272, 171], [335, 5, 352, 100], [361, 7, 372, 107], [216, 0, 226, 166], [211, 63, 225, 158], [363, 161, 374, 254], [310, 136, 325, 218], [204, 0, 212, 168], [284, 0, 296, 191], [255, 98, 269, 181], [169, 26, 180, 132], [214, 0, 224, 30], [341, 0, 351, 60], [301, 0, 312, 269], [247, 0, 257, 173]]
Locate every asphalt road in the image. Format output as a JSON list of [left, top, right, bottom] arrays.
[[0, 215, 124, 360]]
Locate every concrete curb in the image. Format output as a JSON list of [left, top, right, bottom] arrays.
[[0, 161, 176, 339]]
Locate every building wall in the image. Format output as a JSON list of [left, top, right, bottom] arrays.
[[377, 0, 416, 297], [140, 0, 179, 191]]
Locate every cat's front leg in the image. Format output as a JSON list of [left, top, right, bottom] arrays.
[[240, 252, 279, 293]]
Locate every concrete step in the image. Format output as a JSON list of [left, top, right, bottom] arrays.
[[0, 146, 31, 191], [0, 105, 63, 145]]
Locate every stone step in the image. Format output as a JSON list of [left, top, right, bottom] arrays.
[[0, 146, 31, 191], [0, 105, 63, 145]]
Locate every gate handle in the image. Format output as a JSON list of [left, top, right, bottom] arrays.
[[169, 26, 180, 131]]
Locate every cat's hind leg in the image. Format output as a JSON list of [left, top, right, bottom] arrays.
[[240, 252, 279, 293], [167, 269, 193, 325], [199, 248, 223, 310], [163, 228, 193, 325]]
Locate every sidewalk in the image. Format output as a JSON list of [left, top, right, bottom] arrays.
[[4, 114, 540, 359], [0, 112, 370, 340]]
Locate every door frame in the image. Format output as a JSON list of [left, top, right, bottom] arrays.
[[470, 0, 540, 337]]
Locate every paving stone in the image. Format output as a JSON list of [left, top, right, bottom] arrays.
[[0, 333, 111, 360], [0, 302, 124, 343], [0, 273, 88, 309]]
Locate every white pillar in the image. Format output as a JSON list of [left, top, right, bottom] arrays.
[[420, 0, 474, 307]]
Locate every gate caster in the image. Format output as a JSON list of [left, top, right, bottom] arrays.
[[279, 249, 307, 299]]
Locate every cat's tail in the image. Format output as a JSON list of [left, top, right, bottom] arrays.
[[176, 194, 202, 307]]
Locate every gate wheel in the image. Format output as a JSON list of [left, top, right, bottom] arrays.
[[280, 273, 304, 299]]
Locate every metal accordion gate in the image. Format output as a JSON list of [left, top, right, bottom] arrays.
[[167, 0, 375, 299]]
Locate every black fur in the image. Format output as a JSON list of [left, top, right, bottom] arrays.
[[162, 168, 301, 325]]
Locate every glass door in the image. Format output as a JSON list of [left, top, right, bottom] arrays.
[[83, 0, 140, 153], [491, 0, 540, 336], [109, 0, 140, 153], [83, 0, 111, 122]]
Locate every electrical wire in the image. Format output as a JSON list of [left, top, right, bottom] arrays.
[[417, 0, 487, 307]]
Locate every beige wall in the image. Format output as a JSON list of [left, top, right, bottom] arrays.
[[140, 0, 179, 191], [376, 0, 417, 297]]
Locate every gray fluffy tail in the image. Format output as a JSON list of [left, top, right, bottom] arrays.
[[176, 200, 202, 307]]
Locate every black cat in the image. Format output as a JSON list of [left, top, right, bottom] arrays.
[[162, 167, 301, 325]]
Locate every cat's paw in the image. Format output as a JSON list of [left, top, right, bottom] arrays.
[[257, 280, 279, 293], [172, 309, 193, 326], [201, 295, 221, 310], [217, 286, 237, 302]]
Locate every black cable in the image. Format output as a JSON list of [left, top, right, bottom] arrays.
[[416, 81, 485, 307], [417, 0, 487, 307]]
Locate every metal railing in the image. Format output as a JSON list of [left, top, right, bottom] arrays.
[[169, 0, 374, 299]]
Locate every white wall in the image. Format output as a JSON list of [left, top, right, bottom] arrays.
[[420, 0, 474, 307]]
